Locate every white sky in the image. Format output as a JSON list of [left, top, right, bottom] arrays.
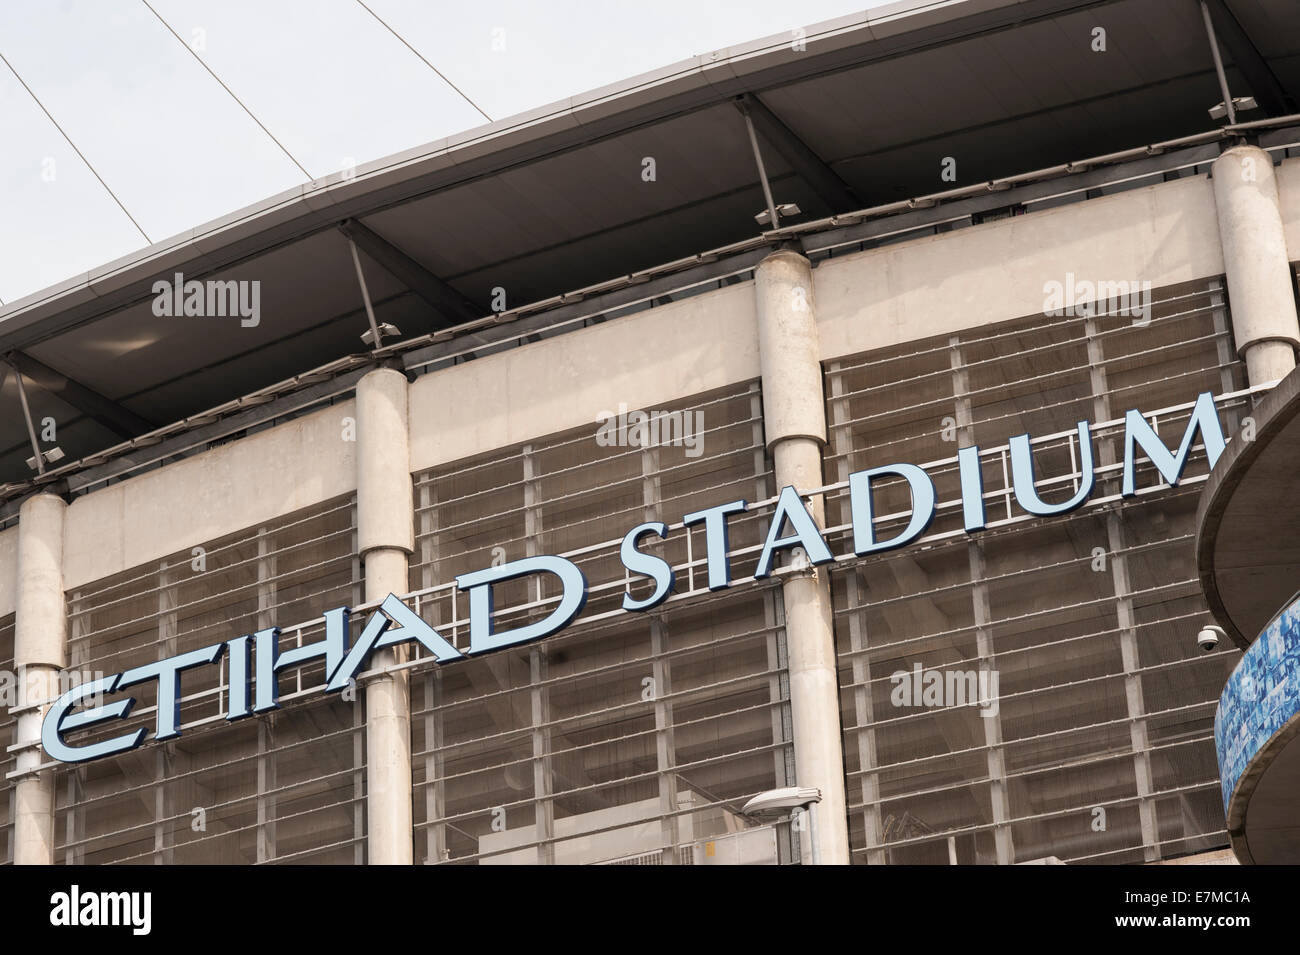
[[0, 0, 895, 305]]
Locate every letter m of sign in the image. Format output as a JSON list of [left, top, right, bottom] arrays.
[[1122, 391, 1226, 496]]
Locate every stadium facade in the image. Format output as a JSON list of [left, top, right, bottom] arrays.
[[2, 0, 1299, 865]]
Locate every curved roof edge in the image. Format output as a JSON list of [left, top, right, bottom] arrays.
[[0, 0, 1067, 349], [1198, 369, 1300, 648]]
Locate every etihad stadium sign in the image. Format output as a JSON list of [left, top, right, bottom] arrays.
[[42, 392, 1227, 765]]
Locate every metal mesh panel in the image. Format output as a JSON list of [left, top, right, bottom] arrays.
[[54, 495, 364, 864], [410, 382, 776, 619], [410, 382, 795, 864], [825, 277, 1248, 865]]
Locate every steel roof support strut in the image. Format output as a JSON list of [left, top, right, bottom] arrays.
[[1202, 0, 1295, 117], [8, 350, 153, 439], [739, 99, 782, 229], [348, 238, 386, 350], [738, 93, 857, 213], [9, 359, 46, 474], [337, 219, 480, 329], [1200, 0, 1238, 124]]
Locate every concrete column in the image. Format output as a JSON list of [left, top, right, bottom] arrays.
[[11, 493, 68, 865], [356, 367, 415, 865], [1212, 144, 1300, 385], [754, 247, 851, 865]]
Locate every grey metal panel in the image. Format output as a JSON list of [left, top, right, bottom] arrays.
[[21, 230, 400, 406], [360, 103, 789, 281], [1223, 0, 1300, 60], [765, 1, 1218, 171]]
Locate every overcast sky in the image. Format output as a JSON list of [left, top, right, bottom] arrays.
[[0, 0, 895, 305]]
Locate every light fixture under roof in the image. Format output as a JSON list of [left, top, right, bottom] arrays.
[[754, 202, 801, 227], [1209, 95, 1257, 120], [360, 322, 401, 347], [25, 447, 64, 472]]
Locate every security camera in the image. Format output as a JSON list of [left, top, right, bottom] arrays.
[[1198, 625, 1226, 653]]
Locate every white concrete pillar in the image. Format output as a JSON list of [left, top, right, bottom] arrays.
[[11, 493, 68, 865], [754, 248, 851, 865], [356, 367, 415, 865], [1212, 144, 1300, 385]]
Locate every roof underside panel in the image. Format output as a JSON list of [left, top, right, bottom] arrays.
[[359, 101, 800, 303], [764, 2, 1245, 200]]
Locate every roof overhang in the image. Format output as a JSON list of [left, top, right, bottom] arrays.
[[2, 0, 1298, 489]]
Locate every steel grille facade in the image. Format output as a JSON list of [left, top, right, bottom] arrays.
[[10, 275, 1261, 866], [823, 278, 1249, 864], [52, 497, 363, 864], [408, 381, 799, 864]]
